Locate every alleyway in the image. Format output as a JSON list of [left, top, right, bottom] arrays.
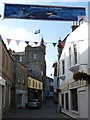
[[2, 99, 74, 119]]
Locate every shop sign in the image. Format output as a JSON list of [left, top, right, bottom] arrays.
[[69, 80, 87, 89], [61, 80, 87, 91], [61, 84, 69, 92]]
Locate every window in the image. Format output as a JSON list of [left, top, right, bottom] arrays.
[[2, 49, 5, 67], [19, 56, 22, 62], [29, 79, 31, 86], [69, 47, 71, 66], [18, 76, 21, 83], [39, 83, 41, 89], [62, 60, 65, 74], [65, 93, 69, 110], [33, 81, 35, 87], [61, 94, 64, 108], [73, 45, 77, 65], [22, 76, 25, 84], [33, 54, 37, 60], [2, 85, 5, 107], [71, 89, 78, 111], [6, 54, 8, 70], [36, 82, 37, 88]]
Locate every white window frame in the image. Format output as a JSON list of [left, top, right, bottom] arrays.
[[69, 47, 71, 67], [33, 54, 37, 60], [19, 56, 22, 62], [62, 60, 65, 75], [73, 44, 77, 65]]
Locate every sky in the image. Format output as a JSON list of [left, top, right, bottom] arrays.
[[0, 0, 89, 78]]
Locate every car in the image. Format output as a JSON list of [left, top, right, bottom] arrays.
[[27, 99, 41, 108]]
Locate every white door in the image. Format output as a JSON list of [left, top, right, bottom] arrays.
[[79, 90, 88, 118]]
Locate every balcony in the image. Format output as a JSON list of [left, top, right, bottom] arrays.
[[69, 64, 79, 73]]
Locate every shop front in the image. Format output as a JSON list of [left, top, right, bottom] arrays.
[[60, 79, 88, 118]]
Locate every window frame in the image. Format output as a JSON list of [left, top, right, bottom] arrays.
[[62, 60, 65, 75], [69, 47, 71, 67], [73, 44, 77, 65], [71, 88, 78, 111]]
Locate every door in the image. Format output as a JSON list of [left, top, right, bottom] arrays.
[[79, 90, 88, 118], [17, 94, 22, 107]]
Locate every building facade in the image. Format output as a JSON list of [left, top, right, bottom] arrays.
[[58, 22, 90, 119], [11, 38, 46, 103], [52, 62, 58, 103], [28, 72, 43, 103], [13, 61, 28, 108], [44, 76, 53, 99], [12, 38, 46, 82], [0, 36, 14, 118]]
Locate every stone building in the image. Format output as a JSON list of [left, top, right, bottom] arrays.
[[13, 59, 28, 108], [44, 76, 53, 99], [11, 38, 46, 102], [0, 35, 14, 118], [12, 37, 46, 82], [52, 62, 58, 103]]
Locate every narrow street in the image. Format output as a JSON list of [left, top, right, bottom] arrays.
[[2, 99, 74, 119]]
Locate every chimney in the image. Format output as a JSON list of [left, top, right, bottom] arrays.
[[57, 37, 62, 60], [71, 21, 79, 32]]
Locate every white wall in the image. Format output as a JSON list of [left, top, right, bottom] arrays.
[[59, 22, 88, 86], [78, 87, 88, 118], [59, 22, 89, 119]]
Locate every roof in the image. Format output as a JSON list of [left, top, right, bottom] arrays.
[[28, 70, 42, 82], [0, 35, 14, 61]]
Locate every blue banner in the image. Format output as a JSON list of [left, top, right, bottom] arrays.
[[4, 4, 86, 21]]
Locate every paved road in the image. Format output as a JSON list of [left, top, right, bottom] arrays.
[[2, 99, 74, 119]]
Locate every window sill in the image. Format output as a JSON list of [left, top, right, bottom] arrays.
[[71, 110, 79, 115]]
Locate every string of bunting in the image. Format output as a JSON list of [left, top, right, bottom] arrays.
[[4, 37, 58, 47], [2, 37, 87, 48], [4, 37, 86, 48]]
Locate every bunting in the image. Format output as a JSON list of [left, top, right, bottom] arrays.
[[16, 40, 20, 46], [5, 38, 64, 48], [43, 42, 47, 46], [61, 42, 65, 47], [25, 41, 29, 45], [7, 39, 11, 45], [34, 42, 38, 45], [52, 43, 57, 47]]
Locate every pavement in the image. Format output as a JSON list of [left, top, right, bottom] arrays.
[[2, 99, 75, 119]]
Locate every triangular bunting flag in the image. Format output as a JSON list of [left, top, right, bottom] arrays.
[[7, 39, 11, 45], [43, 42, 47, 46], [61, 42, 65, 47], [16, 40, 20, 46], [52, 43, 57, 47], [25, 41, 29, 45], [34, 42, 38, 45]]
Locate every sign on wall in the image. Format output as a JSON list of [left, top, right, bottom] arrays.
[[4, 4, 86, 21]]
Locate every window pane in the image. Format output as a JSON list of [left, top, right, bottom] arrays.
[[61, 94, 64, 108], [69, 47, 71, 66], [71, 89, 78, 111], [74, 45, 77, 65], [62, 60, 65, 74], [65, 93, 69, 110]]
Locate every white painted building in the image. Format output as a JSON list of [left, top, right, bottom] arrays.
[[58, 22, 90, 119]]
